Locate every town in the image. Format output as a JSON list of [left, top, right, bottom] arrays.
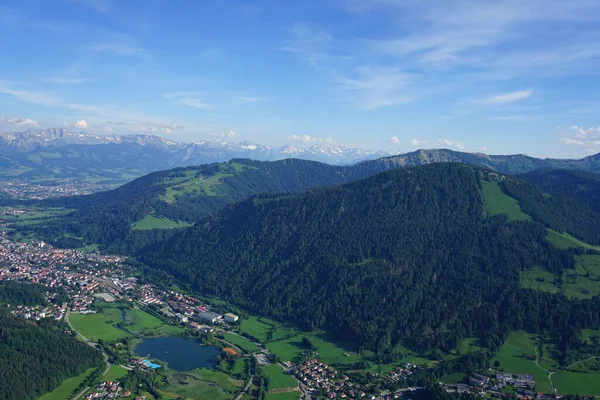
[[0, 178, 111, 200]]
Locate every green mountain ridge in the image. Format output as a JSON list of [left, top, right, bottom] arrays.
[[8, 151, 600, 253], [139, 163, 600, 354]]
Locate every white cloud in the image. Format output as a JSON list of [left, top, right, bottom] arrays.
[[74, 120, 90, 129], [410, 138, 429, 146], [232, 96, 267, 104], [438, 138, 465, 150], [389, 136, 400, 145], [480, 146, 489, 152], [165, 92, 213, 110], [492, 115, 526, 121], [560, 125, 600, 153], [338, 66, 416, 109], [289, 134, 334, 143], [206, 130, 237, 138], [44, 77, 87, 84], [478, 89, 533, 105], [0, 116, 39, 128], [104, 126, 114, 133]]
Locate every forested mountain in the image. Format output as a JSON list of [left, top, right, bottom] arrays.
[[8, 148, 600, 252], [140, 164, 600, 355], [7, 158, 396, 251], [518, 169, 600, 213], [0, 282, 104, 400]]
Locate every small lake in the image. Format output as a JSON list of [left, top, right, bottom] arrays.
[[135, 336, 221, 371]]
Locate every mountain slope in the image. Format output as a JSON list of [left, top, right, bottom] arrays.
[[518, 169, 600, 213], [8, 158, 394, 251], [141, 164, 600, 353]]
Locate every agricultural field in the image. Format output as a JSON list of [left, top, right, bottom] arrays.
[[223, 333, 260, 353], [69, 308, 129, 342], [553, 370, 600, 396], [266, 333, 360, 366], [38, 367, 96, 400], [131, 214, 192, 231], [266, 392, 301, 400], [262, 365, 297, 390], [159, 369, 240, 400], [104, 365, 128, 381], [239, 316, 274, 343], [481, 179, 530, 221], [493, 331, 552, 394], [196, 369, 242, 392]]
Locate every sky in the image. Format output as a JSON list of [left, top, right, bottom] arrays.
[[1, 0, 600, 158]]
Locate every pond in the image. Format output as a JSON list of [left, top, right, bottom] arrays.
[[135, 336, 221, 371]]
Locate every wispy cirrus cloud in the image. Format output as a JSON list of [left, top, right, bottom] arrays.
[[477, 89, 533, 105], [338, 66, 416, 109], [282, 25, 332, 67], [165, 92, 213, 110]]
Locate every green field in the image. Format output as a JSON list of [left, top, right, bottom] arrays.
[[263, 365, 297, 390], [481, 179, 530, 221], [266, 333, 360, 366], [266, 392, 301, 400], [494, 331, 552, 393], [104, 365, 128, 381], [547, 229, 600, 251], [124, 308, 184, 336], [239, 316, 274, 343], [196, 368, 242, 392], [440, 373, 467, 384], [521, 255, 600, 300], [132, 214, 192, 231], [69, 309, 129, 342], [520, 266, 561, 294], [38, 367, 96, 400], [553, 370, 600, 396], [224, 333, 260, 353]]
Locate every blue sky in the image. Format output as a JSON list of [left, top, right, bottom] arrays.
[[1, 0, 600, 157]]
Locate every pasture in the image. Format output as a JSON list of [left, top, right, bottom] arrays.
[[493, 331, 552, 393], [104, 365, 128, 381], [553, 370, 600, 396], [262, 365, 296, 390], [223, 333, 260, 353], [481, 179, 530, 221], [132, 215, 192, 231], [38, 367, 96, 400], [69, 309, 128, 342], [239, 316, 274, 343]]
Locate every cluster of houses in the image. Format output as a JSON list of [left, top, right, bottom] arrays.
[[296, 359, 368, 399], [84, 380, 132, 399], [442, 372, 541, 398], [387, 363, 423, 381]]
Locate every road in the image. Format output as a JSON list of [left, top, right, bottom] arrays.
[[233, 376, 254, 400], [65, 310, 112, 399]]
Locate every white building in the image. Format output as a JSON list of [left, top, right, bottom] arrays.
[[224, 313, 239, 323]]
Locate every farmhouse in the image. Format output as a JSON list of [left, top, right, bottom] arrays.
[[224, 313, 239, 323]]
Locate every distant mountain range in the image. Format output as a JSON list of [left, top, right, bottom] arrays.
[[1, 128, 599, 184]]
